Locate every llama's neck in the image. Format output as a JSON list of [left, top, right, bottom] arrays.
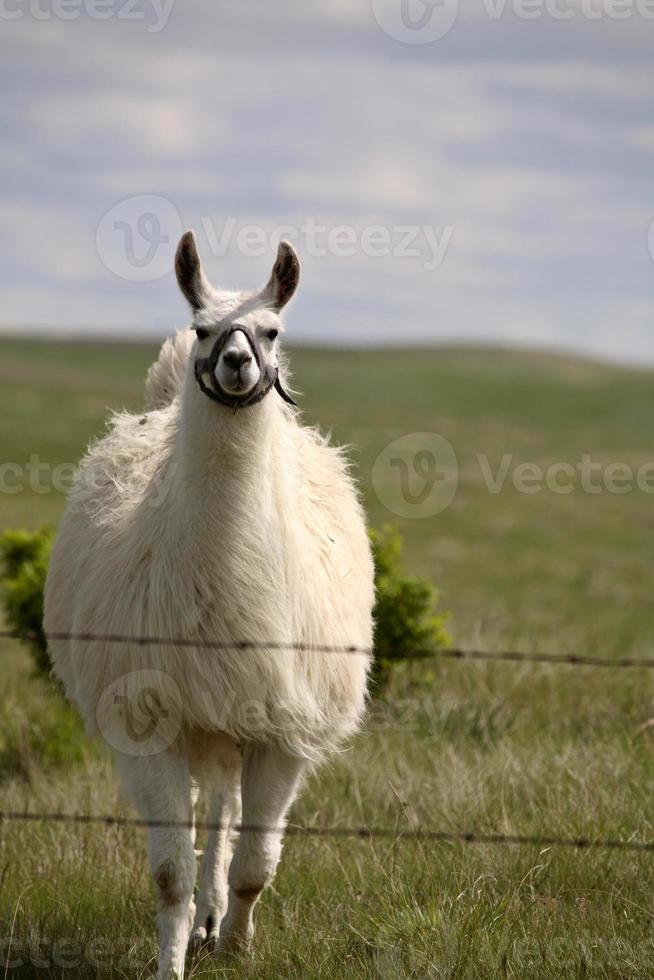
[[169, 376, 286, 528]]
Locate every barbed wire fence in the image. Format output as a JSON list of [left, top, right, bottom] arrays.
[[2, 810, 654, 854], [3, 627, 654, 669], [2, 626, 654, 853]]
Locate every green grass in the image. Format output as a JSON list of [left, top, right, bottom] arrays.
[[1, 336, 654, 978]]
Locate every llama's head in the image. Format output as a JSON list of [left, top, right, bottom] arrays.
[[175, 231, 299, 409]]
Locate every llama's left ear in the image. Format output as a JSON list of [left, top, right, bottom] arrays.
[[261, 241, 300, 312], [175, 230, 212, 311]]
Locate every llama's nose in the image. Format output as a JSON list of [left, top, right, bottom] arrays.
[[223, 349, 252, 373]]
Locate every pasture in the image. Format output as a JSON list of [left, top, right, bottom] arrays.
[[1, 336, 654, 978]]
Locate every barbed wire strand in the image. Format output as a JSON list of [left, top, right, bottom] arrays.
[[0, 810, 652, 853], [1, 627, 653, 669]]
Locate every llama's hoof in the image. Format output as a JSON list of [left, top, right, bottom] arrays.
[[187, 926, 207, 955], [188, 926, 222, 956]]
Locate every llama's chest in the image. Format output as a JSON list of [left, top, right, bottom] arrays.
[[96, 499, 355, 648], [53, 418, 372, 649], [112, 515, 291, 643]]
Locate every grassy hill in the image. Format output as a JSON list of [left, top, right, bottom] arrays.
[[1, 336, 654, 978]]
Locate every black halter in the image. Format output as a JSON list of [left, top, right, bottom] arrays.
[[194, 323, 297, 410]]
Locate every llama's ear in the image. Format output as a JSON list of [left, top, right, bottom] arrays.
[[261, 241, 300, 312], [175, 230, 211, 310]]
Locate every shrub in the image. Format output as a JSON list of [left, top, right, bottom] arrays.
[[0, 526, 53, 675], [0, 528, 93, 781], [370, 525, 450, 694], [0, 691, 90, 783]]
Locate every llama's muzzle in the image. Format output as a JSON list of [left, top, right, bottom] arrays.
[[194, 324, 296, 410]]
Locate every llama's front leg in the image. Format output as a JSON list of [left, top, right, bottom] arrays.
[[190, 762, 241, 951], [117, 752, 196, 980], [216, 743, 305, 954]]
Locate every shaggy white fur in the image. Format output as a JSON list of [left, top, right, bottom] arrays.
[[43, 234, 374, 980]]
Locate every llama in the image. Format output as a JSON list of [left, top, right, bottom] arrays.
[[43, 232, 375, 979]]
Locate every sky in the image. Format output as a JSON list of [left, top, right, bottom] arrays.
[[1, 0, 653, 362]]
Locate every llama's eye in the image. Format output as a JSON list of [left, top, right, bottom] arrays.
[[195, 328, 210, 341], [266, 329, 279, 342]]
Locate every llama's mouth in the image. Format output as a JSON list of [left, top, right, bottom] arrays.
[[198, 370, 254, 401], [217, 377, 255, 398]]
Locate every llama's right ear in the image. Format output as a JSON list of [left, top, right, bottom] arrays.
[[260, 241, 300, 312], [175, 231, 211, 311]]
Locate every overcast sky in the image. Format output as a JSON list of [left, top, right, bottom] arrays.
[[2, 0, 653, 362]]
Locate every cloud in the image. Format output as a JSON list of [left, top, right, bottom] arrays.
[[1, 1, 653, 362], [29, 93, 220, 157]]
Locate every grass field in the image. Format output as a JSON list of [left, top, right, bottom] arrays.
[[1, 336, 654, 978]]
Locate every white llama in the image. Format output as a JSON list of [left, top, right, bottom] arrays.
[[43, 233, 374, 979]]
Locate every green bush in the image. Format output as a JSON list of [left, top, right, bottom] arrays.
[[0, 528, 93, 781], [369, 525, 450, 694], [0, 526, 53, 676], [0, 691, 90, 783], [0, 525, 451, 696]]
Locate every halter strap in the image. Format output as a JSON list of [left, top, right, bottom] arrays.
[[194, 324, 297, 410]]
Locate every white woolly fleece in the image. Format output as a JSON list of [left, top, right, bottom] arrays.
[[44, 330, 375, 763]]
